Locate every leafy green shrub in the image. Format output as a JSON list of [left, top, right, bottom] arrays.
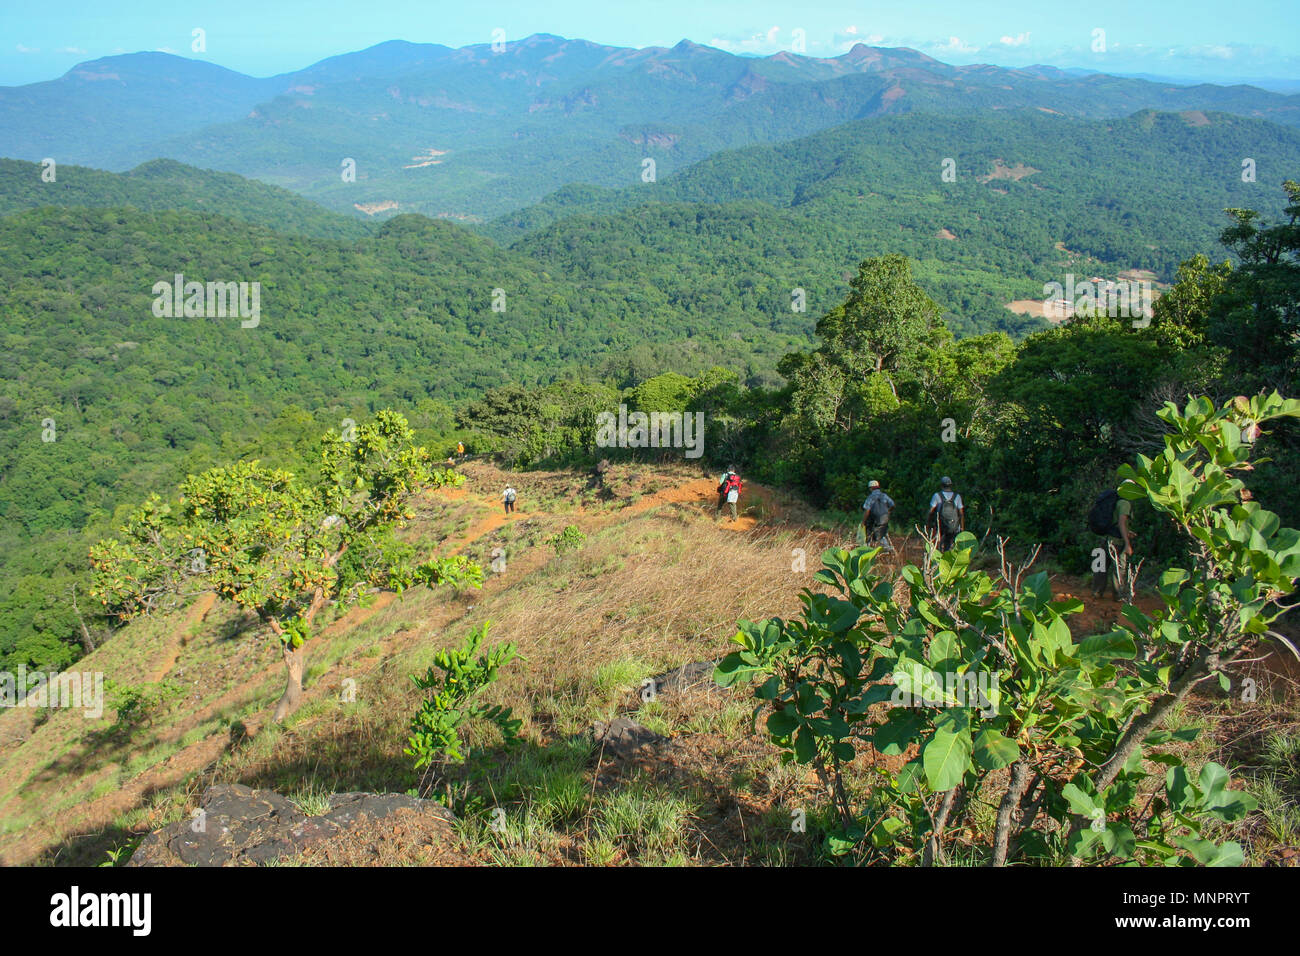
[[105, 679, 185, 732], [548, 525, 587, 555], [717, 393, 1297, 865], [405, 622, 522, 797]]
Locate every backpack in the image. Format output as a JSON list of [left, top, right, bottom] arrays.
[[720, 473, 741, 495], [938, 491, 961, 534], [867, 492, 889, 522], [1087, 489, 1119, 535], [505, 489, 517, 503]]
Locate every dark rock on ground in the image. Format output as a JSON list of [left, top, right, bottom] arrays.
[[645, 660, 723, 700], [590, 716, 669, 761], [128, 783, 456, 866]]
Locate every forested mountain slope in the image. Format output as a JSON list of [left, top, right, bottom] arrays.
[[0, 158, 369, 240], [501, 110, 1300, 334]]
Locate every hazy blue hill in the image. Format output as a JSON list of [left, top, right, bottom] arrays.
[[0, 53, 283, 168], [495, 108, 1300, 239], [3, 35, 1298, 221], [286, 39, 458, 84], [0, 158, 370, 239]]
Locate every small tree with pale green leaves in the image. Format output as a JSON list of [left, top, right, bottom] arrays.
[[91, 410, 482, 722]]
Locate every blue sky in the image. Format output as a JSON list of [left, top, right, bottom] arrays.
[[2, 0, 1298, 86]]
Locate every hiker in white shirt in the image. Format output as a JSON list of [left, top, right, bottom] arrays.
[[502, 486, 518, 514], [927, 476, 964, 551]]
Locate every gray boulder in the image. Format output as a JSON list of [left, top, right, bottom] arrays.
[[128, 784, 455, 866]]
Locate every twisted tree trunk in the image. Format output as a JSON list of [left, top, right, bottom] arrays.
[[272, 640, 306, 723], [992, 759, 1033, 866]]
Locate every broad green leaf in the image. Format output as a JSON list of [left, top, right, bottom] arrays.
[[922, 721, 972, 791], [793, 725, 816, 763], [1077, 630, 1137, 661], [1061, 782, 1101, 818], [972, 729, 1020, 770], [872, 709, 923, 755], [767, 710, 798, 737]]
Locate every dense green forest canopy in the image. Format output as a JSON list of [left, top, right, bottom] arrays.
[[0, 158, 371, 240], [1, 113, 1296, 681], [498, 110, 1300, 336]]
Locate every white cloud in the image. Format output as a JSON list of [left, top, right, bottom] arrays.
[[1188, 44, 1235, 60], [834, 28, 885, 52], [155, 46, 177, 54], [709, 26, 790, 55], [15, 44, 40, 54], [999, 32, 1031, 47], [933, 36, 979, 55]]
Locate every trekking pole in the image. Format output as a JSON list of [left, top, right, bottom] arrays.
[[978, 499, 995, 551]]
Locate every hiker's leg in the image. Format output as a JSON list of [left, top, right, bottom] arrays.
[[1115, 550, 1131, 602], [729, 500, 737, 520], [1091, 542, 1107, 596]]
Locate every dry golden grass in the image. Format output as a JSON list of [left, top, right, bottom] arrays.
[[6, 458, 1294, 867]]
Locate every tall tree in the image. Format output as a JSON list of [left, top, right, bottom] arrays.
[[1215, 180, 1300, 385], [814, 253, 947, 393]]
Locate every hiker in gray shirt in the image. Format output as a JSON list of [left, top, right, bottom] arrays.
[[862, 480, 895, 549]]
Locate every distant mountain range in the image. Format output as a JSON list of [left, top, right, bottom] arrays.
[[2, 33, 1298, 220]]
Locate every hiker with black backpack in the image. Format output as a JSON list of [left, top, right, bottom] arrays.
[[862, 480, 896, 551], [1087, 480, 1135, 601], [927, 477, 965, 551], [717, 466, 742, 521]]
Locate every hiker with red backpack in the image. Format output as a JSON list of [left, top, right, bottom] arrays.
[[1087, 479, 1136, 601], [717, 466, 742, 521], [927, 476, 965, 551]]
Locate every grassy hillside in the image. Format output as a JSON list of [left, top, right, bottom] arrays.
[[1, 461, 1293, 866]]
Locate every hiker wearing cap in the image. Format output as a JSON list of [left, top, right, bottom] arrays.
[[927, 477, 965, 552], [862, 480, 895, 550], [717, 465, 742, 521]]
